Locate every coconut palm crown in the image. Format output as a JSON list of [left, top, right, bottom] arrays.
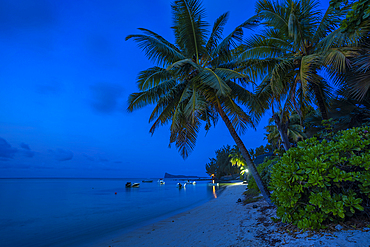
[[126, 0, 273, 204], [238, 0, 357, 121]]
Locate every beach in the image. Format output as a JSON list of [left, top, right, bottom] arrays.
[[92, 183, 370, 247]]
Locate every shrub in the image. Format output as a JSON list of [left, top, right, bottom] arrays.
[[248, 156, 279, 191], [269, 126, 370, 230]]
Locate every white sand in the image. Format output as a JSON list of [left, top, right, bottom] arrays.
[[91, 183, 370, 247]]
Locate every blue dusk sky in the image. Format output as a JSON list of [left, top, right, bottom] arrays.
[[0, 0, 329, 178]]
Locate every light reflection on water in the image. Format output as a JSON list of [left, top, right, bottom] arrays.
[[213, 186, 217, 198], [0, 178, 223, 247]]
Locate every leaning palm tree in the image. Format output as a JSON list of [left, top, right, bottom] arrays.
[[126, 0, 273, 204], [238, 0, 357, 121]]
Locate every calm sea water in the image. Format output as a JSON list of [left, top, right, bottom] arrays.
[[0, 178, 222, 247]]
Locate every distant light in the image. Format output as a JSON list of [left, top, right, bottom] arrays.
[[244, 169, 249, 173]]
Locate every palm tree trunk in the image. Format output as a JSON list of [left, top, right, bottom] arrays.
[[312, 83, 329, 120], [272, 113, 290, 151], [217, 106, 274, 206]]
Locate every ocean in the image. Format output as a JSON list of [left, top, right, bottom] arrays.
[[0, 178, 223, 247]]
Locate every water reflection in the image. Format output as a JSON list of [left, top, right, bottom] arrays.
[[212, 186, 217, 198]]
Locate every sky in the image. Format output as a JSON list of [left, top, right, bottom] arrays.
[[0, 0, 330, 178]]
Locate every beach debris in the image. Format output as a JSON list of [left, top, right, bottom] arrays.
[[237, 198, 242, 203], [253, 204, 258, 208], [115, 192, 117, 194], [335, 224, 343, 231]]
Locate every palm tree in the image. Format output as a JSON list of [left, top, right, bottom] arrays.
[[238, 0, 357, 121], [229, 145, 249, 181], [126, 0, 273, 204], [265, 111, 306, 150], [206, 145, 239, 179], [340, 35, 370, 101]]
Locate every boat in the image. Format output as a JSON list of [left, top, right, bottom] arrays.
[[142, 180, 153, 183], [185, 180, 196, 185], [176, 183, 185, 188], [132, 183, 140, 188], [125, 182, 132, 188], [158, 178, 165, 185]]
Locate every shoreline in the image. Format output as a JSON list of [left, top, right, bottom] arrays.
[[88, 183, 370, 247], [89, 183, 247, 247]]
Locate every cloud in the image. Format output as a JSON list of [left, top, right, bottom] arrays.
[[83, 154, 95, 161], [23, 150, 35, 158], [49, 149, 73, 161], [20, 143, 30, 150], [90, 83, 124, 114], [99, 157, 109, 162], [20, 142, 35, 158], [0, 137, 17, 160]]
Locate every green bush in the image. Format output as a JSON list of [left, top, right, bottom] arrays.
[[270, 126, 370, 230], [248, 156, 279, 191]]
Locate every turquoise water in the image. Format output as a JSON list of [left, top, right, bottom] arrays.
[[0, 178, 221, 247]]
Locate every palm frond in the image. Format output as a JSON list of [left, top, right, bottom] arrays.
[[171, 0, 208, 60], [198, 68, 231, 96], [127, 79, 177, 112], [205, 12, 229, 55], [137, 66, 173, 90], [169, 108, 201, 159], [125, 33, 185, 66]]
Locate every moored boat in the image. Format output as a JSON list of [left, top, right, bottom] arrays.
[[185, 180, 196, 185], [125, 182, 132, 188], [132, 183, 140, 188], [142, 180, 153, 183]]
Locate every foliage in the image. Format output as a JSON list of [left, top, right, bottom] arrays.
[[241, 0, 353, 121], [229, 145, 248, 179], [205, 145, 239, 179], [254, 144, 274, 157], [248, 156, 280, 191], [339, 36, 370, 101], [127, 0, 259, 159], [230, 144, 275, 180], [304, 98, 370, 138], [265, 111, 306, 149], [269, 126, 370, 230], [331, 0, 370, 32]]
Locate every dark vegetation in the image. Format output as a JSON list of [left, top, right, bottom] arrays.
[[271, 125, 370, 229], [205, 145, 239, 179]]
